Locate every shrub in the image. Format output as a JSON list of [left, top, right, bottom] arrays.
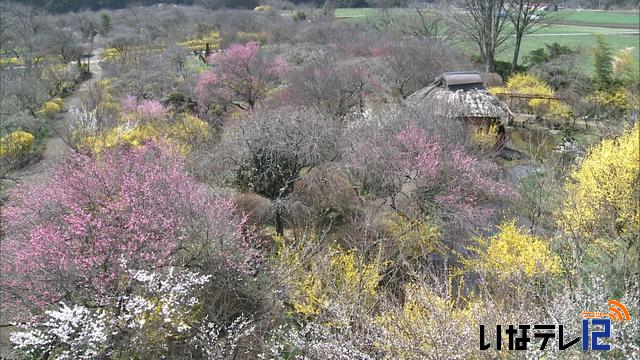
[[586, 88, 636, 113], [489, 73, 573, 119], [555, 123, 639, 293], [465, 220, 562, 279], [274, 233, 384, 317], [375, 283, 480, 358], [179, 31, 223, 53], [592, 35, 613, 89], [612, 47, 639, 83], [10, 267, 256, 359], [558, 123, 639, 239], [469, 123, 500, 153], [38, 101, 62, 119], [293, 10, 307, 21], [76, 113, 210, 154], [235, 31, 268, 45], [530, 55, 592, 93], [101, 47, 122, 62], [0, 130, 36, 171], [196, 41, 287, 112], [524, 42, 575, 66], [1, 144, 255, 312]]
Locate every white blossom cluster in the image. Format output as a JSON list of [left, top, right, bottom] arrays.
[[10, 267, 214, 359], [68, 106, 98, 134], [190, 314, 256, 358], [259, 321, 376, 360], [11, 303, 107, 360], [128, 267, 212, 332]]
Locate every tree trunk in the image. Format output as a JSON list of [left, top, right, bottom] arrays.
[[275, 208, 284, 237], [511, 34, 523, 74]]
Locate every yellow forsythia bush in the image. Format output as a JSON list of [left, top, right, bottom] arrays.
[[101, 47, 122, 62], [0, 57, 22, 66], [274, 234, 383, 317], [0, 130, 36, 159], [179, 32, 222, 52], [77, 114, 210, 154], [469, 123, 500, 153], [466, 220, 561, 279], [587, 89, 636, 112], [39, 101, 62, 119], [236, 32, 268, 45], [385, 213, 440, 257], [489, 73, 572, 119], [375, 283, 478, 357], [254, 5, 273, 11], [558, 123, 639, 239]]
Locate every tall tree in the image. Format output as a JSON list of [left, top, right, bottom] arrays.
[[505, 0, 551, 72], [452, 0, 512, 72]]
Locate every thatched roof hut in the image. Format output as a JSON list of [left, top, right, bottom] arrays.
[[407, 72, 511, 120]]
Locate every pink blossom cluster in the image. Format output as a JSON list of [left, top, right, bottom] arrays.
[[1, 144, 257, 311], [396, 125, 440, 179], [197, 41, 288, 111], [393, 124, 514, 222], [122, 95, 167, 123]]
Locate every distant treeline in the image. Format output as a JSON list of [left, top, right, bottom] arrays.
[[4, 0, 377, 13], [6, 0, 636, 14]]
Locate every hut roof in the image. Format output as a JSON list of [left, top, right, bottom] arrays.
[[406, 72, 510, 118], [439, 72, 484, 90]]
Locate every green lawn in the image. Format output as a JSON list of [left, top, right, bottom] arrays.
[[334, 8, 379, 18], [335, 8, 639, 27], [556, 9, 639, 27], [499, 33, 639, 69], [334, 8, 639, 69], [532, 24, 636, 34]]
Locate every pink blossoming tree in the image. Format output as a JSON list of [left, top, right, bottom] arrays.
[[347, 123, 514, 226], [195, 41, 287, 114], [1, 144, 258, 313], [121, 95, 168, 123], [395, 125, 514, 222]]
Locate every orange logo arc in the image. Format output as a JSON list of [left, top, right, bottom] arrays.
[[607, 300, 630, 321]]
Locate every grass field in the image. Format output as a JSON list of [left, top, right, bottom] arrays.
[[556, 9, 640, 26], [335, 8, 639, 69]]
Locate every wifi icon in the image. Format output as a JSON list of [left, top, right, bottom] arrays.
[[608, 300, 630, 321]]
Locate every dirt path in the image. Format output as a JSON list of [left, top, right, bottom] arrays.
[[0, 55, 103, 358], [5, 57, 103, 187]]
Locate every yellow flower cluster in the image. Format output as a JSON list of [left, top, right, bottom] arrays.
[[612, 47, 639, 81], [489, 73, 553, 96], [489, 73, 573, 119], [236, 32, 268, 45], [38, 98, 63, 119], [77, 114, 210, 154], [101, 47, 122, 62], [330, 250, 382, 299], [558, 123, 639, 238], [0, 130, 35, 159], [587, 89, 636, 112], [375, 283, 477, 357], [274, 234, 383, 317], [97, 79, 120, 116], [179, 32, 222, 52], [469, 123, 500, 153], [386, 213, 439, 257], [101, 47, 163, 64], [254, 5, 273, 11], [466, 220, 562, 278], [0, 57, 23, 66]]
